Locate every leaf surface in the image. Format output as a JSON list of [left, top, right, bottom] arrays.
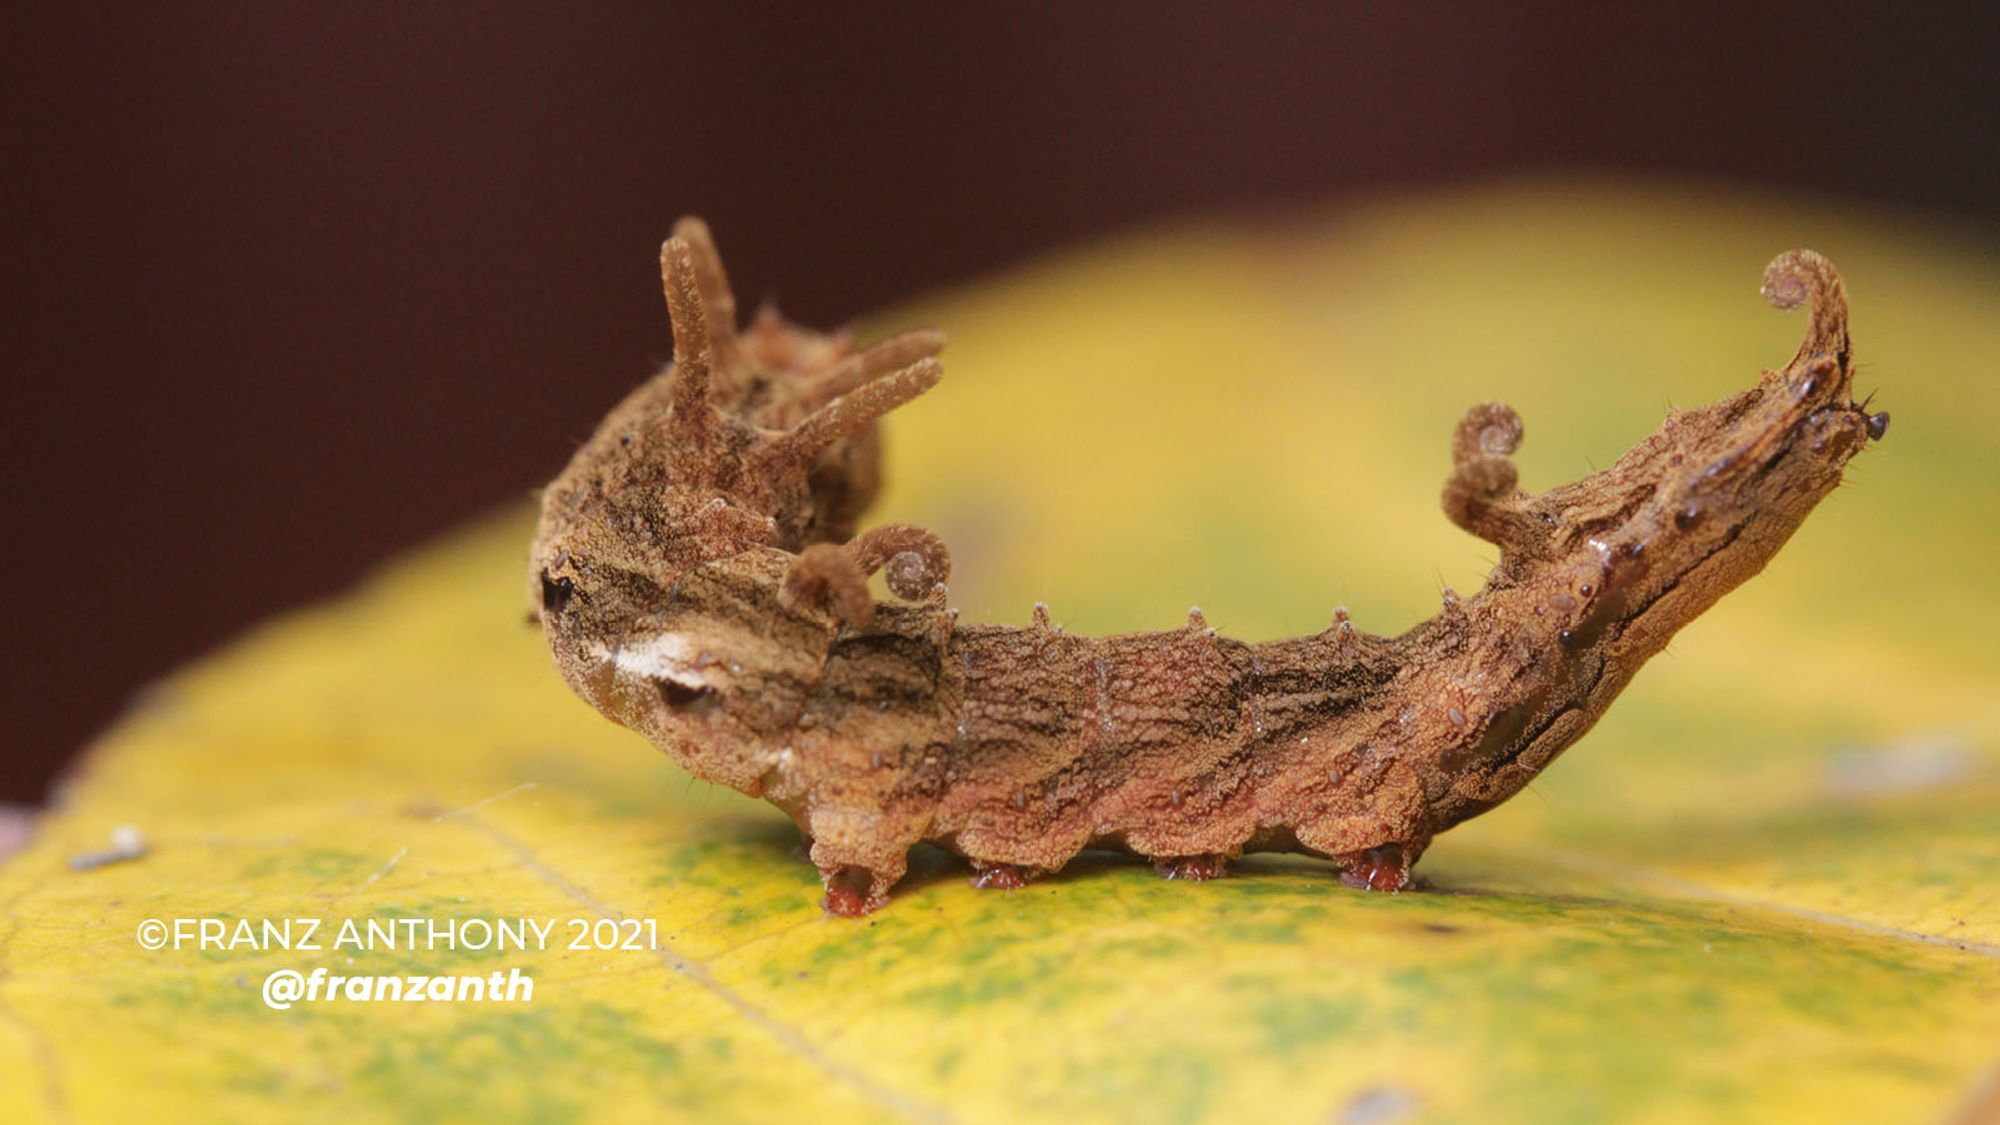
[[4, 183, 1997, 1125]]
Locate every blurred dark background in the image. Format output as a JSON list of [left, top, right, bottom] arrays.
[[6, 3, 1997, 802]]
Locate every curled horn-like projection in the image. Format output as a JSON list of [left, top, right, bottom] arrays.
[[1760, 249, 1851, 373], [779, 523, 952, 628], [1442, 400, 1545, 558], [843, 523, 951, 601]]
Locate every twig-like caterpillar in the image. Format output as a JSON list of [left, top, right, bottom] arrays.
[[531, 219, 1887, 916]]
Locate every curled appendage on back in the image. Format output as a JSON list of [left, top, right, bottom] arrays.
[[844, 523, 951, 600], [1442, 401, 1545, 558], [1761, 249, 1851, 371], [780, 523, 952, 628]]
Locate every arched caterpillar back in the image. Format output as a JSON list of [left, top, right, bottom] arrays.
[[531, 223, 1887, 916]]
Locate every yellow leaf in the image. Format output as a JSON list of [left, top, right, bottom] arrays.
[[4, 181, 1997, 1124]]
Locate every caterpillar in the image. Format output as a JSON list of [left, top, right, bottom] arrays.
[[530, 218, 1888, 916]]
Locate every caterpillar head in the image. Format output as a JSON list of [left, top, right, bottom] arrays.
[[527, 218, 944, 770]]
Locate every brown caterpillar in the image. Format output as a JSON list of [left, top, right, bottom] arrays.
[[530, 219, 1887, 916]]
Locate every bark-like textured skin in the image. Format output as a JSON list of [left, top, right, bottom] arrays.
[[530, 222, 1887, 916]]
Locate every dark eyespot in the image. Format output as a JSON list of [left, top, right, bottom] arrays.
[[1674, 505, 1702, 531], [1866, 411, 1890, 441], [1557, 628, 1577, 649], [540, 571, 576, 615]]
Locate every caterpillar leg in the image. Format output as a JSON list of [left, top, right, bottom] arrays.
[[1153, 854, 1230, 882], [781, 523, 953, 627], [969, 861, 1035, 891], [819, 865, 890, 918], [812, 846, 909, 918], [806, 800, 920, 917], [1333, 839, 1430, 893]]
